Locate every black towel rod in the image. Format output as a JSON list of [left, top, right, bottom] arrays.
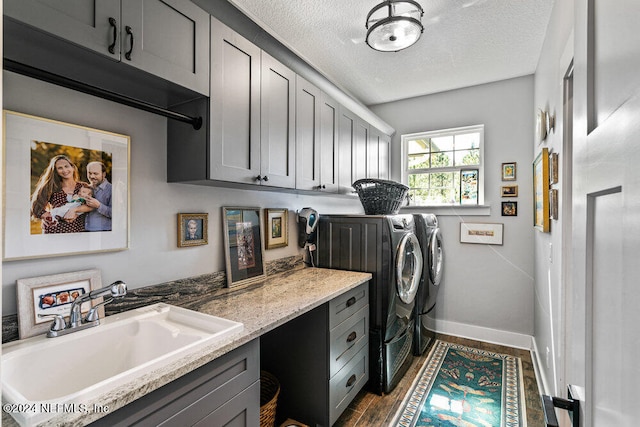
[[4, 58, 203, 130]]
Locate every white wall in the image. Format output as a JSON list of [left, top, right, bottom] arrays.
[[531, 0, 574, 397], [1, 71, 364, 315], [370, 76, 535, 345]]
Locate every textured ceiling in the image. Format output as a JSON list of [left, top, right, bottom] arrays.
[[228, 0, 555, 106]]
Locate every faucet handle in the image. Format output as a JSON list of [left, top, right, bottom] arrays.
[[84, 297, 114, 322], [38, 313, 67, 332]]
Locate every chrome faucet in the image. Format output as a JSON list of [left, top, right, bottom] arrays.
[[42, 280, 127, 338]]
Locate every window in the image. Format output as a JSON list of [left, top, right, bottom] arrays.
[[402, 125, 484, 206]]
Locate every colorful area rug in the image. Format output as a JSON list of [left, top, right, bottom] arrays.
[[392, 340, 527, 427]]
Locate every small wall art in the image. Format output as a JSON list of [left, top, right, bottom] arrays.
[[177, 213, 208, 247], [549, 151, 559, 185], [501, 162, 516, 181], [17, 269, 104, 339], [460, 222, 504, 245], [502, 201, 518, 216], [501, 185, 518, 197], [549, 189, 559, 220], [222, 207, 266, 287], [264, 208, 289, 249]]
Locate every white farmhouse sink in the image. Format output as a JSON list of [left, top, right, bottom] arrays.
[[2, 303, 243, 426]]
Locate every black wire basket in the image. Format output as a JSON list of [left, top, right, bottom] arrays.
[[352, 178, 409, 215]]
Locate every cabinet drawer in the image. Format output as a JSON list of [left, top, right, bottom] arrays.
[[328, 345, 369, 426], [193, 380, 260, 427], [329, 283, 368, 329], [329, 305, 369, 377]]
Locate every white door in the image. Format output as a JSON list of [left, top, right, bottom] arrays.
[[571, 2, 640, 425]]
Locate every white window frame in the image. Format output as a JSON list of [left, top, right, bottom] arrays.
[[401, 124, 485, 206]]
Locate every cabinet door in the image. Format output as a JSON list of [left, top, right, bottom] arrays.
[[378, 132, 390, 180], [4, 0, 120, 59], [260, 52, 296, 188], [319, 93, 340, 193], [353, 118, 369, 182], [368, 126, 390, 180], [295, 75, 321, 191], [122, 0, 209, 95], [338, 107, 356, 193], [210, 16, 261, 184]]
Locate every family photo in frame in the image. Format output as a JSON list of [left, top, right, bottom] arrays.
[[3, 111, 130, 260]]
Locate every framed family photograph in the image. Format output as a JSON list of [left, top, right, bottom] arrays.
[[3, 110, 130, 260], [460, 222, 504, 245], [501, 185, 518, 197], [501, 162, 517, 181], [16, 269, 104, 339], [222, 207, 266, 287], [264, 208, 289, 249], [533, 147, 550, 232], [177, 213, 208, 247]]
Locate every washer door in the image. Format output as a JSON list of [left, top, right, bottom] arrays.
[[429, 228, 443, 286], [396, 233, 423, 304]]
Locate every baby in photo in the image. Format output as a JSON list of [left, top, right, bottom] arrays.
[[49, 184, 93, 225]]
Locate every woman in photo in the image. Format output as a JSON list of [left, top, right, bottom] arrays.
[[30, 154, 93, 234]]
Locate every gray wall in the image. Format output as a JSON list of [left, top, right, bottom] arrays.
[[1, 71, 364, 315], [371, 75, 535, 343]]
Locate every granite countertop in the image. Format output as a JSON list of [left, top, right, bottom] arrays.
[[2, 267, 372, 427]]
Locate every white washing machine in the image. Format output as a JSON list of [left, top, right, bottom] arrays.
[[413, 213, 443, 355], [316, 214, 423, 394]]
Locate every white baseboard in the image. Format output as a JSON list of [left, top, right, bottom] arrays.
[[531, 338, 552, 396], [432, 317, 533, 350]]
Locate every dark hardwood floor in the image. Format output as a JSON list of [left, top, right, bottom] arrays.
[[333, 334, 545, 427]]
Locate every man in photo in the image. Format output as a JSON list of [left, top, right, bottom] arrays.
[[85, 161, 112, 231], [186, 219, 202, 240]]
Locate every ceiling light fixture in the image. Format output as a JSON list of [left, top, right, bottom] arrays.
[[366, 0, 424, 52]]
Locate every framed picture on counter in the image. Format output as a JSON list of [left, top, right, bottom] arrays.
[[222, 207, 266, 287], [3, 110, 130, 260]]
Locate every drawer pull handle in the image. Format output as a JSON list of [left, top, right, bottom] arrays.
[[347, 331, 357, 343], [346, 296, 356, 307], [125, 26, 134, 60], [108, 17, 117, 54], [346, 374, 357, 387]]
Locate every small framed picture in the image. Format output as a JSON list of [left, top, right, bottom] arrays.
[[501, 201, 518, 216], [177, 213, 208, 247], [549, 152, 559, 185], [502, 162, 517, 181], [460, 222, 504, 245], [264, 208, 289, 249], [501, 185, 518, 197], [222, 207, 266, 287], [17, 269, 104, 339], [549, 189, 559, 220]]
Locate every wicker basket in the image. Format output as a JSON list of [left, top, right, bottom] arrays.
[[352, 178, 409, 215], [260, 371, 280, 427]]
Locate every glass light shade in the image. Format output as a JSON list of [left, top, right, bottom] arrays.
[[366, 0, 424, 52]]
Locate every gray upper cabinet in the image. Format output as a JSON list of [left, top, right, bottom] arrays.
[[209, 19, 296, 189], [353, 117, 369, 183], [5, 0, 210, 95], [261, 52, 297, 189], [210, 16, 261, 184], [295, 75, 321, 191], [368, 126, 391, 180], [339, 106, 357, 193], [319, 92, 340, 193]]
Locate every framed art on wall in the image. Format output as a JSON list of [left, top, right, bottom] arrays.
[[222, 207, 266, 287], [177, 213, 208, 247], [16, 269, 104, 339], [460, 222, 504, 245], [501, 162, 516, 181], [264, 208, 288, 249], [533, 147, 550, 232], [501, 185, 518, 197], [3, 110, 130, 260], [501, 201, 518, 216]]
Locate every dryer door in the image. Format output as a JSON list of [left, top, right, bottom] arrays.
[[396, 233, 423, 304], [429, 228, 444, 286]]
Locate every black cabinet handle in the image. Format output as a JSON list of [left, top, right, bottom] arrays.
[[262, 175, 269, 182], [346, 374, 356, 387], [346, 296, 356, 307], [125, 26, 134, 60], [254, 175, 263, 182], [108, 17, 118, 54], [346, 331, 357, 343]]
